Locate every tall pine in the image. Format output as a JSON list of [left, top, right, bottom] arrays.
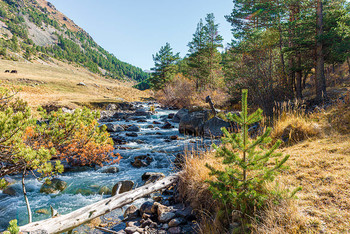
[[149, 43, 180, 91]]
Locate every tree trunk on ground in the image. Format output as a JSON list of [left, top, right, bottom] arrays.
[[315, 0, 326, 102], [20, 175, 178, 234]]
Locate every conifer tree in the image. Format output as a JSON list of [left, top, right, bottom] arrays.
[[206, 89, 290, 217], [150, 43, 180, 91], [187, 13, 223, 90]]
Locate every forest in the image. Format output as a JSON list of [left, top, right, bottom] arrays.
[[150, 0, 350, 116]]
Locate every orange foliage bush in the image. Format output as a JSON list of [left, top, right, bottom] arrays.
[[24, 107, 121, 167]]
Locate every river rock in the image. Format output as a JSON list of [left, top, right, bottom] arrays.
[[141, 172, 165, 184], [40, 178, 67, 194], [170, 135, 178, 140], [2, 186, 17, 196], [134, 109, 151, 117], [203, 117, 232, 138], [125, 226, 144, 234], [98, 186, 111, 195], [153, 121, 161, 125], [168, 227, 182, 234], [168, 217, 186, 227], [106, 104, 118, 111], [124, 205, 139, 219], [101, 166, 119, 174], [112, 136, 128, 144], [179, 110, 212, 136], [131, 158, 148, 168], [104, 123, 124, 132], [168, 113, 175, 119], [75, 188, 95, 196], [158, 212, 176, 223], [172, 109, 189, 123], [126, 124, 140, 132], [126, 132, 138, 137], [147, 125, 154, 129], [161, 121, 173, 129], [140, 201, 154, 215], [112, 180, 134, 196]]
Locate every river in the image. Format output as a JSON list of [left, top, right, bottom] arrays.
[[0, 103, 214, 231]]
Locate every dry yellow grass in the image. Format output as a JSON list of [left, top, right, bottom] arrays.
[[0, 59, 150, 108], [180, 109, 350, 233]]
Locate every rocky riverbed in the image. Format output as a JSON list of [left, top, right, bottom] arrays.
[[0, 102, 219, 233]]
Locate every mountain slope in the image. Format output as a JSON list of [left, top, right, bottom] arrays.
[[0, 0, 150, 82]]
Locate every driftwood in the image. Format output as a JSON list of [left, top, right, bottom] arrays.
[[205, 95, 217, 117], [20, 175, 178, 234]]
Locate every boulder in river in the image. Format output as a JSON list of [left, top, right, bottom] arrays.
[[161, 121, 173, 129], [112, 180, 134, 196], [126, 132, 138, 137], [172, 109, 189, 123], [101, 166, 119, 174], [98, 186, 112, 195], [104, 123, 124, 132], [179, 110, 212, 136], [2, 186, 17, 196], [203, 117, 232, 138], [126, 124, 141, 132], [40, 178, 67, 194]]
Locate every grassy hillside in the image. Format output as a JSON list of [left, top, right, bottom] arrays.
[[0, 0, 150, 83], [0, 59, 150, 108]]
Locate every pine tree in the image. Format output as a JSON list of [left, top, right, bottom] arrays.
[[187, 13, 223, 90], [206, 89, 290, 217], [149, 43, 180, 90]]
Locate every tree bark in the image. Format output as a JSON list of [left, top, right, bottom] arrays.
[[315, 0, 327, 101], [20, 175, 178, 234], [22, 170, 32, 224]]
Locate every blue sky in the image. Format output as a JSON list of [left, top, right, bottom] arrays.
[[48, 0, 234, 70]]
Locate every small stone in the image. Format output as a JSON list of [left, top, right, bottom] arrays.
[[142, 213, 151, 219], [137, 119, 147, 123], [124, 205, 139, 220], [126, 132, 138, 137], [168, 217, 186, 227], [153, 121, 161, 124], [140, 201, 154, 214], [168, 226, 181, 234], [170, 135, 178, 140], [125, 227, 143, 234], [104, 123, 124, 132], [131, 158, 148, 168], [153, 196, 162, 202], [161, 121, 173, 129], [140, 218, 156, 228], [158, 212, 176, 223], [168, 113, 175, 119], [162, 224, 169, 230], [147, 125, 154, 128], [126, 124, 140, 132], [101, 167, 119, 174]]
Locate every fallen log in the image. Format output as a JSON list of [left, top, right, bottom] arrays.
[[20, 174, 178, 234]]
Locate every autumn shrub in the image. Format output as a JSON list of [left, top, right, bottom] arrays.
[[155, 74, 195, 108], [24, 107, 120, 167]]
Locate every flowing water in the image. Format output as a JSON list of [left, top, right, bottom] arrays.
[[0, 103, 215, 231]]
